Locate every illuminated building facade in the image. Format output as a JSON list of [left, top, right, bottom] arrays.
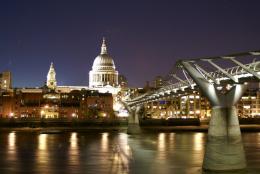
[[0, 88, 113, 118], [139, 83, 260, 119], [237, 88, 260, 118], [144, 91, 211, 119], [0, 71, 12, 90]]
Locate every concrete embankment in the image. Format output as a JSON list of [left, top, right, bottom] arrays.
[[0, 118, 260, 132], [1, 125, 260, 133], [141, 125, 260, 132]]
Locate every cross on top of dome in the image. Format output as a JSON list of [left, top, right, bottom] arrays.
[[50, 62, 54, 69], [101, 37, 108, 55]]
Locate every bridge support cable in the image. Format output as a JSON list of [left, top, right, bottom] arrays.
[[204, 59, 239, 83], [181, 61, 247, 171], [182, 69, 193, 87], [224, 57, 260, 80], [171, 74, 189, 86], [194, 64, 219, 84]]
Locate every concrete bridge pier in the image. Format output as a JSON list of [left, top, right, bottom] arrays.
[[203, 105, 246, 171], [181, 61, 247, 171], [127, 105, 143, 134]]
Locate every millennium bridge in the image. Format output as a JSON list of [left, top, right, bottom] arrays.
[[124, 50, 260, 171]]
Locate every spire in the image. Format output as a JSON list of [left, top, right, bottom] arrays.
[[101, 37, 107, 54], [50, 62, 54, 69], [47, 62, 57, 89]]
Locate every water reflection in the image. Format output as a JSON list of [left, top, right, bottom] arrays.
[[158, 133, 166, 150], [157, 133, 166, 160], [69, 132, 79, 168], [118, 133, 131, 156], [110, 133, 132, 174], [0, 132, 258, 173], [70, 132, 78, 149], [169, 133, 175, 149], [169, 132, 175, 141], [8, 132, 16, 151], [38, 134, 47, 150], [193, 133, 204, 151], [7, 132, 16, 161], [101, 132, 109, 152], [37, 134, 49, 165]]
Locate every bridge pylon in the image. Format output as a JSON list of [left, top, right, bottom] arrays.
[[121, 101, 142, 134], [181, 61, 247, 171], [127, 105, 143, 134]]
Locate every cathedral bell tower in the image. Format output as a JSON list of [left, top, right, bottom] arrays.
[[47, 62, 57, 89]]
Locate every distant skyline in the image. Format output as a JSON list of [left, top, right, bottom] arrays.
[[1, 0, 260, 87]]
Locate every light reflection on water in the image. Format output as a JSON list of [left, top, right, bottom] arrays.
[[7, 132, 16, 161], [101, 132, 109, 152], [37, 134, 49, 167], [193, 133, 204, 151], [38, 134, 47, 150], [8, 132, 16, 151], [110, 133, 132, 174], [158, 133, 166, 150], [70, 132, 78, 149], [69, 132, 79, 167], [0, 132, 258, 174], [157, 133, 166, 161]]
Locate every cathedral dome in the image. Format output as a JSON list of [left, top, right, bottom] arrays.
[[92, 54, 115, 71], [89, 38, 119, 88], [92, 38, 116, 71]]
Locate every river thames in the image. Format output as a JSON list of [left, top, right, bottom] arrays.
[[0, 131, 259, 174]]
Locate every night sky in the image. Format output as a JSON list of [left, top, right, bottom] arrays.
[[1, 0, 260, 88]]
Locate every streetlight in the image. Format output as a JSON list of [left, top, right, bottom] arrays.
[[9, 112, 14, 118]]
